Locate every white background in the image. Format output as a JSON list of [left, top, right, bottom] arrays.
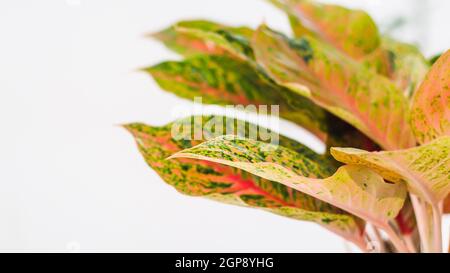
[[0, 0, 449, 252]]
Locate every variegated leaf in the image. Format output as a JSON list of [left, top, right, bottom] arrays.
[[363, 37, 429, 98], [269, 0, 380, 59], [146, 54, 328, 140], [331, 136, 450, 205], [252, 25, 415, 150], [410, 50, 450, 144], [147, 54, 378, 151], [125, 116, 366, 247], [267, 0, 316, 38], [152, 20, 254, 61], [170, 135, 407, 231], [429, 53, 442, 65]]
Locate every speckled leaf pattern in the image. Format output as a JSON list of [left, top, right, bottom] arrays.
[[331, 136, 450, 205], [125, 116, 365, 247], [171, 135, 407, 229], [270, 0, 380, 59], [395, 197, 418, 236], [410, 50, 450, 144], [252, 25, 415, 150], [444, 195, 450, 214], [146, 55, 328, 140], [152, 20, 254, 61], [363, 37, 430, 98], [429, 53, 442, 65]]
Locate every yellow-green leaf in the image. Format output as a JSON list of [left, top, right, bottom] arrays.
[[152, 20, 254, 61], [410, 50, 450, 144], [331, 136, 450, 205]]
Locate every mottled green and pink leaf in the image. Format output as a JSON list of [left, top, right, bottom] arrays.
[[363, 37, 429, 98], [146, 55, 328, 140], [152, 20, 254, 61], [410, 50, 450, 144], [252, 25, 415, 150], [171, 135, 407, 231], [331, 136, 450, 204]]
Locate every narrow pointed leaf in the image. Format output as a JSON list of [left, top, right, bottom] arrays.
[[410, 50, 450, 144], [125, 116, 365, 246], [331, 136, 450, 205], [252, 25, 415, 150], [270, 0, 380, 59], [152, 20, 254, 61], [171, 135, 407, 229]]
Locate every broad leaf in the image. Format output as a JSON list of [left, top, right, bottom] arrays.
[[331, 136, 450, 205], [252, 25, 415, 150], [444, 195, 450, 214], [363, 37, 429, 98], [125, 116, 366, 247], [269, 0, 380, 59], [410, 50, 450, 144], [171, 135, 407, 232], [152, 20, 254, 61]]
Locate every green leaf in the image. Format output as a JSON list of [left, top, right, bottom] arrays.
[[331, 136, 450, 205], [170, 135, 407, 233], [146, 54, 329, 140], [269, 0, 380, 59], [410, 50, 450, 144], [125, 116, 366, 248], [152, 20, 254, 61], [251, 25, 415, 150]]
